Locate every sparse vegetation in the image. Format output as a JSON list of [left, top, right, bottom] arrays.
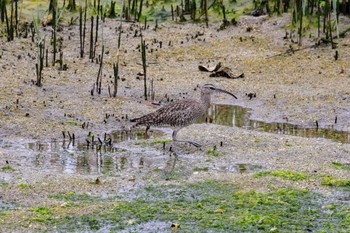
[[207, 145, 222, 157], [31, 207, 54, 223], [193, 167, 209, 171], [331, 161, 350, 170], [134, 137, 171, 146], [18, 183, 28, 188], [149, 138, 172, 145], [321, 175, 350, 187], [254, 170, 309, 181], [3, 181, 346, 232], [1, 165, 14, 172]]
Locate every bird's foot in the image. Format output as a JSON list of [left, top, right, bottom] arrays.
[[184, 141, 202, 148], [169, 146, 179, 160], [189, 141, 202, 148], [171, 151, 179, 160], [176, 140, 202, 148]]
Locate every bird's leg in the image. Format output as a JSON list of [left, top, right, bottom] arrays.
[[171, 130, 179, 159], [144, 125, 150, 136], [172, 128, 202, 148], [170, 128, 203, 159]]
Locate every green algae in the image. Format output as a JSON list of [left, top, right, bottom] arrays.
[[321, 175, 350, 187], [51, 181, 350, 232], [1, 165, 15, 172], [31, 207, 54, 224], [331, 161, 350, 171], [254, 170, 309, 181], [49, 192, 101, 203]]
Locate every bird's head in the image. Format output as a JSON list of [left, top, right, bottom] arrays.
[[201, 84, 238, 99]]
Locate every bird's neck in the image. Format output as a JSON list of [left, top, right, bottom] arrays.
[[200, 93, 211, 109]]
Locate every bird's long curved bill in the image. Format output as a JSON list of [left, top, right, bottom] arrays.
[[215, 88, 238, 99]]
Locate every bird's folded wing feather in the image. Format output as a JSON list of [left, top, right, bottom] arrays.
[[131, 100, 201, 127]]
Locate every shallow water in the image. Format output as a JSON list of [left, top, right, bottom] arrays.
[[203, 104, 350, 144], [25, 129, 165, 175], [0, 201, 17, 211], [5, 104, 349, 176]]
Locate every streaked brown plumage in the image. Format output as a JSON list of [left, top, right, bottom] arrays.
[[130, 84, 237, 152]]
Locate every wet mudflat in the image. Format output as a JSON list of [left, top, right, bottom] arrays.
[[1, 5, 350, 232]]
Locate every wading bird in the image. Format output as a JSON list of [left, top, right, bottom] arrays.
[[130, 84, 237, 155]]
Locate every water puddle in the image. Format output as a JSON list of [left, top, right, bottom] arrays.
[[26, 129, 165, 175], [0, 201, 17, 211], [110, 129, 164, 143], [5, 104, 349, 176], [27, 129, 164, 152], [203, 104, 350, 144]]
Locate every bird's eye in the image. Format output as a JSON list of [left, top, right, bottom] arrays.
[[210, 87, 215, 90]]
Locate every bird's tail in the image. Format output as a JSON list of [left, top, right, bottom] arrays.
[[129, 116, 142, 127], [130, 112, 155, 128]]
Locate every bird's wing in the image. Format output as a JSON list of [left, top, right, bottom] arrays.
[[131, 100, 201, 127], [154, 100, 199, 126]]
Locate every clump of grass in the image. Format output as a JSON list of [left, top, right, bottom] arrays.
[[33, 207, 52, 215], [1, 165, 15, 172], [0, 211, 8, 216], [18, 183, 28, 189], [81, 216, 101, 230], [255, 169, 350, 187], [207, 146, 222, 157], [31, 207, 54, 223], [135, 138, 171, 146], [331, 161, 350, 170], [321, 175, 350, 187], [254, 170, 309, 181], [193, 167, 209, 172]]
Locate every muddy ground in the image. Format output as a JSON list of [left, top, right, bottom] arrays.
[[1, 11, 350, 232]]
